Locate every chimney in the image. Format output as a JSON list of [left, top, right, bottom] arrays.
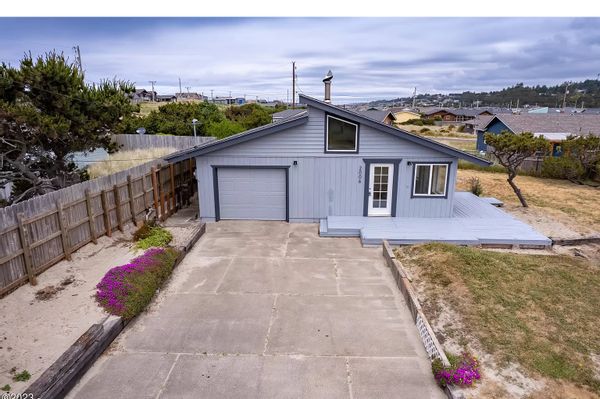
[[323, 70, 333, 103]]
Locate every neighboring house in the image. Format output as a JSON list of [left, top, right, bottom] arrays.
[[272, 108, 307, 123], [176, 92, 208, 101], [424, 108, 493, 122], [166, 91, 490, 224], [358, 109, 396, 125], [464, 115, 494, 134], [156, 94, 177, 102], [212, 96, 246, 105], [389, 108, 421, 124], [131, 89, 156, 103], [475, 114, 600, 155]]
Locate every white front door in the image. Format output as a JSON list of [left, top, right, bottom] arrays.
[[368, 163, 394, 216]]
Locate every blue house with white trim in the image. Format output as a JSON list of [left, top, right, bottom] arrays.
[[166, 74, 550, 247]]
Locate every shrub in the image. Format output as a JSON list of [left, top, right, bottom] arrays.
[[96, 247, 180, 319], [432, 352, 481, 388], [12, 370, 30, 382], [420, 127, 431, 134], [133, 221, 155, 241], [1, 384, 10, 392], [448, 124, 455, 130], [402, 118, 424, 126], [134, 226, 173, 250], [541, 156, 585, 180], [457, 125, 465, 132], [468, 177, 483, 196]]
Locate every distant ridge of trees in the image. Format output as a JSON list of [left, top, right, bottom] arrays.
[[365, 80, 600, 108]]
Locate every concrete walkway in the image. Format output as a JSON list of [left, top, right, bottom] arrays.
[[68, 221, 444, 399]]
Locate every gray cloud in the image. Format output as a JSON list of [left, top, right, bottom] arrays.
[[0, 17, 599, 102]]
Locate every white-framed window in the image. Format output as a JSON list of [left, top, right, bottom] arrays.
[[325, 115, 358, 152], [413, 163, 448, 197]]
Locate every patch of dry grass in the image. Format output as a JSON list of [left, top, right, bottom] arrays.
[[87, 148, 176, 178], [399, 124, 474, 138], [396, 243, 600, 397], [433, 137, 477, 152], [457, 169, 600, 235]]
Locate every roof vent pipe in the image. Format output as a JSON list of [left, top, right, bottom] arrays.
[[323, 70, 333, 103]]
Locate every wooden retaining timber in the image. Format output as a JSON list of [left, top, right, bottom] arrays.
[[382, 241, 463, 399], [0, 159, 196, 298], [23, 222, 206, 399], [551, 236, 600, 246]]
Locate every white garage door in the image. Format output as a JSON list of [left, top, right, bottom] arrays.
[[217, 168, 287, 221]]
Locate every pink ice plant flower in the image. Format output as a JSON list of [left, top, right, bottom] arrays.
[[95, 248, 166, 316], [434, 353, 481, 387]]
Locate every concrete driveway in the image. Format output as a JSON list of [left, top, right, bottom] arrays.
[[69, 221, 444, 399]]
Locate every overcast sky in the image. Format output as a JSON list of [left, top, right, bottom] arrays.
[[1, 17, 599, 103]]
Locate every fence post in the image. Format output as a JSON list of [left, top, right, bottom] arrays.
[[100, 189, 112, 237], [141, 174, 149, 209], [169, 163, 176, 214], [151, 167, 160, 220], [158, 166, 166, 221], [114, 184, 124, 232], [127, 175, 138, 227], [55, 201, 72, 262], [16, 213, 37, 286], [85, 189, 98, 245]]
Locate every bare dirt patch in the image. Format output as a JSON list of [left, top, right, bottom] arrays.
[[0, 228, 135, 393]]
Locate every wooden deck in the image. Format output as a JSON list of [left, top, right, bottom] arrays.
[[320, 192, 551, 247]]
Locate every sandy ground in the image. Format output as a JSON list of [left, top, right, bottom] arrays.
[[0, 228, 136, 393]]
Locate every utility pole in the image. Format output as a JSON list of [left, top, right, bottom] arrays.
[[185, 86, 191, 94], [292, 61, 296, 109], [411, 87, 417, 108], [562, 82, 570, 110], [73, 45, 83, 73], [149, 81, 157, 102], [211, 89, 214, 102], [178, 78, 182, 100]]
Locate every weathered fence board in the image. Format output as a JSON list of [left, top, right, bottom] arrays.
[[0, 158, 196, 297], [112, 134, 213, 151]]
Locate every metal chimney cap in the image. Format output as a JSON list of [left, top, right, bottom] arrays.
[[323, 70, 333, 83]]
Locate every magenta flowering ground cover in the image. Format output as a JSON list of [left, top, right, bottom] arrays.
[[432, 352, 481, 388], [96, 247, 179, 319]]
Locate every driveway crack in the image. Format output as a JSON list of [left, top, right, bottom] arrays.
[[262, 294, 279, 355], [155, 353, 181, 399], [345, 357, 354, 399], [333, 258, 341, 296]]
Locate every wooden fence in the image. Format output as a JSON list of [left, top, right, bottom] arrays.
[[0, 158, 196, 298], [112, 134, 214, 151]]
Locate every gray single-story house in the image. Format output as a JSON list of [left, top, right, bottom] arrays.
[[165, 76, 551, 247], [166, 92, 491, 223]]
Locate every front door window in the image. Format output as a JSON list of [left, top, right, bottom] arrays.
[[368, 163, 394, 216]]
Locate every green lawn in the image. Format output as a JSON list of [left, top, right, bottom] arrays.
[[396, 243, 600, 395]]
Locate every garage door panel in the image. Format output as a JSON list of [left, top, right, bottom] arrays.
[[218, 168, 287, 221]]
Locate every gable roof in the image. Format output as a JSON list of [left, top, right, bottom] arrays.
[[164, 96, 490, 166], [479, 114, 600, 136], [388, 108, 420, 116], [357, 109, 396, 123], [423, 108, 492, 118], [272, 108, 307, 120], [299, 95, 491, 166]]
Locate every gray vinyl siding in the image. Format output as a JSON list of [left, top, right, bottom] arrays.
[[197, 107, 458, 221]]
